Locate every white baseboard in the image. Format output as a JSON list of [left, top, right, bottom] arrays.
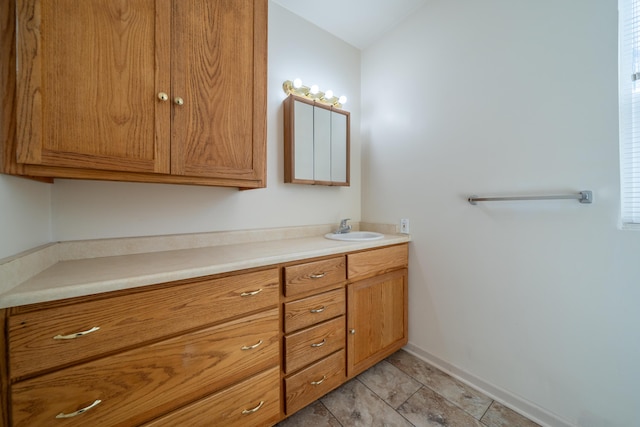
[[403, 342, 574, 427]]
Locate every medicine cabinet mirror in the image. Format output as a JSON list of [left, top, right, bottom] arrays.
[[284, 94, 350, 186]]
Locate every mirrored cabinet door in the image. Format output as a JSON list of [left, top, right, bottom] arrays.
[[330, 110, 348, 183], [314, 107, 332, 182], [284, 94, 350, 186], [293, 100, 314, 181]]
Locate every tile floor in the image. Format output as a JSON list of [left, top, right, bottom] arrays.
[[277, 350, 541, 427]]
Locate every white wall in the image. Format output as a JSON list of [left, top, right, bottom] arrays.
[[0, 3, 360, 245], [0, 175, 51, 259], [362, 1, 639, 426]]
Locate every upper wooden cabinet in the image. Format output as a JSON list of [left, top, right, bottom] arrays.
[[1, 0, 267, 188]]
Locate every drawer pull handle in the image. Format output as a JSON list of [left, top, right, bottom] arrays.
[[53, 326, 100, 340], [240, 289, 263, 297], [310, 375, 327, 386], [311, 339, 326, 348], [241, 340, 263, 350], [55, 399, 102, 418], [242, 400, 265, 415], [310, 306, 326, 313], [310, 272, 326, 279]]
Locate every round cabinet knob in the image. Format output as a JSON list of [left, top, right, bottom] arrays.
[[174, 97, 184, 106], [349, 329, 356, 335], [157, 92, 169, 102]]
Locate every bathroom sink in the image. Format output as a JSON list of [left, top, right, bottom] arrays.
[[324, 231, 384, 241]]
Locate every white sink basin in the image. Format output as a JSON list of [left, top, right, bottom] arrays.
[[324, 231, 384, 241]]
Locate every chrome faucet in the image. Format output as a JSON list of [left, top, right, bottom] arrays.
[[335, 218, 352, 234]]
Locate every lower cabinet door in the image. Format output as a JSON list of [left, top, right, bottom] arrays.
[[11, 309, 279, 427], [142, 367, 281, 427], [347, 269, 408, 377], [285, 349, 346, 415]]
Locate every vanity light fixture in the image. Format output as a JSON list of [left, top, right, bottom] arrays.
[[282, 79, 348, 108]]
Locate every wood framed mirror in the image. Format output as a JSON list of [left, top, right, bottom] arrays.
[[284, 94, 350, 186]]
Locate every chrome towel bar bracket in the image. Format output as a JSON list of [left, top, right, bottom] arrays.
[[468, 190, 593, 205]]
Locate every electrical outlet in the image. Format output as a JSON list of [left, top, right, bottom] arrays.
[[400, 218, 410, 234]]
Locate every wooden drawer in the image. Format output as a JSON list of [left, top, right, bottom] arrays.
[[284, 288, 345, 333], [347, 244, 408, 281], [8, 268, 279, 379], [284, 256, 346, 297], [285, 349, 346, 415], [11, 308, 279, 427], [285, 316, 345, 374], [142, 366, 281, 427]]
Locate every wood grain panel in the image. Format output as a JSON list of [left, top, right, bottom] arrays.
[[142, 367, 280, 427], [347, 244, 408, 281], [171, 0, 266, 182], [284, 288, 345, 333], [11, 308, 279, 427], [285, 316, 345, 374], [284, 256, 346, 297], [347, 269, 408, 377], [1, 0, 21, 176], [20, 163, 265, 188], [0, 309, 9, 427], [285, 350, 345, 415], [9, 268, 279, 379], [15, 0, 170, 173]]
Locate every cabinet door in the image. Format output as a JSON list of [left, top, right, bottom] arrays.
[[313, 107, 331, 182], [347, 269, 408, 377], [330, 110, 349, 184], [16, 0, 171, 173], [292, 100, 314, 181], [171, 0, 267, 183]]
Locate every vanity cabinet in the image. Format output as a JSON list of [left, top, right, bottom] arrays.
[[346, 245, 409, 377], [282, 256, 347, 415], [1, 0, 267, 189], [3, 268, 281, 427], [0, 242, 408, 426]]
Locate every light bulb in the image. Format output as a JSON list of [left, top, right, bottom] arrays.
[[325, 90, 334, 99], [338, 95, 347, 105], [293, 78, 302, 89], [310, 85, 319, 95]]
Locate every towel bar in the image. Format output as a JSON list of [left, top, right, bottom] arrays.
[[468, 191, 593, 205]]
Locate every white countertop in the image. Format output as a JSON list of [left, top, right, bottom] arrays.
[[0, 224, 409, 309]]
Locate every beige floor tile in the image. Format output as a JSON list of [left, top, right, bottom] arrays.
[[275, 351, 541, 427], [387, 350, 492, 419], [398, 386, 485, 427], [275, 401, 342, 427], [321, 378, 414, 426], [358, 360, 423, 409], [481, 401, 541, 427]]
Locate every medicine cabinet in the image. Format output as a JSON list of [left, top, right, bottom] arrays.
[[284, 95, 350, 186]]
